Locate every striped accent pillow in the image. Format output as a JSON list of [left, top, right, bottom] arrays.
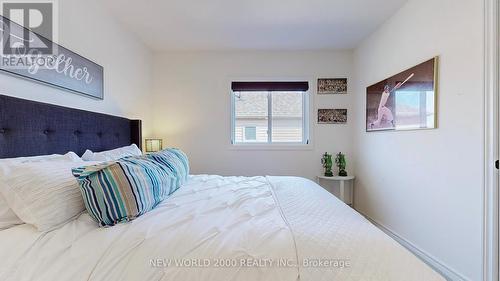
[[145, 148, 189, 186], [72, 148, 189, 227]]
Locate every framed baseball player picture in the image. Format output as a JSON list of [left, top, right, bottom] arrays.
[[366, 57, 439, 132]]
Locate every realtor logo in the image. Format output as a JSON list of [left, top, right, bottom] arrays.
[[0, 0, 57, 55]]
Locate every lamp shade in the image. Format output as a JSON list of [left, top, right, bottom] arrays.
[[145, 139, 163, 153]]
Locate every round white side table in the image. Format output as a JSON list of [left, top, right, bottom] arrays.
[[316, 176, 355, 206]]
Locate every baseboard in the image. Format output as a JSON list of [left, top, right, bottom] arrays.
[[362, 214, 469, 281]]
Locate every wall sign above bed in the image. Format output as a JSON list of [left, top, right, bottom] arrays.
[[0, 15, 104, 99]]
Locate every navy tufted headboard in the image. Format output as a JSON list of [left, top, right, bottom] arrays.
[[0, 95, 142, 158]]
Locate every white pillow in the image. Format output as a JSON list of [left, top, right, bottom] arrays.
[[0, 152, 81, 165], [0, 152, 82, 230], [0, 193, 23, 230], [81, 144, 142, 161], [0, 160, 99, 231]]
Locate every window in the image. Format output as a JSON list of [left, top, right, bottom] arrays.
[[231, 81, 309, 144], [244, 126, 257, 141]]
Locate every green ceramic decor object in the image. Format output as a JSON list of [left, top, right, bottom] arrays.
[[321, 152, 333, 177], [335, 152, 348, 176]]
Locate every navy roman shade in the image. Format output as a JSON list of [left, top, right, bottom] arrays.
[[231, 81, 309, 92]]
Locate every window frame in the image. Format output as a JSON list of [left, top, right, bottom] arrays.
[[230, 89, 310, 148]]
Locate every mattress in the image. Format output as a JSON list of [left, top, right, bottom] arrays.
[[0, 175, 444, 281]]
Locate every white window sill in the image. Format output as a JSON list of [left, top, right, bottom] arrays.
[[229, 143, 313, 151]]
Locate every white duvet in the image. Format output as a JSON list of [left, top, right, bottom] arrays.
[[0, 175, 444, 281]]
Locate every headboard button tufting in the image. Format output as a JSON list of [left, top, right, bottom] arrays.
[[0, 95, 142, 158]]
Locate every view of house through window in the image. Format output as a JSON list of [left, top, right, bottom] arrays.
[[232, 90, 308, 144]]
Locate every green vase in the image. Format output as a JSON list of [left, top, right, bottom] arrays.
[[336, 152, 348, 177], [321, 152, 333, 177]]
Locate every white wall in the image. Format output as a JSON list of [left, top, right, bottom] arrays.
[[352, 0, 483, 279], [152, 51, 353, 180], [0, 0, 154, 141]]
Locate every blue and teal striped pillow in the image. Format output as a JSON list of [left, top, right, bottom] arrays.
[[145, 148, 189, 187], [72, 148, 189, 227]]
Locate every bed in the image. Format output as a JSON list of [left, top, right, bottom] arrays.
[[0, 95, 444, 281]]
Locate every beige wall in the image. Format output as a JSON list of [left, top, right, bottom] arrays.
[[0, 0, 154, 143], [152, 51, 354, 180], [352, 0, 484, 279]]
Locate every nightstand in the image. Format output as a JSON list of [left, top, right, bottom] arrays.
[[316, 176, 355, 206]]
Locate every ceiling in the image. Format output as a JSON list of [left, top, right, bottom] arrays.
[[101, 0, 407, 51]]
